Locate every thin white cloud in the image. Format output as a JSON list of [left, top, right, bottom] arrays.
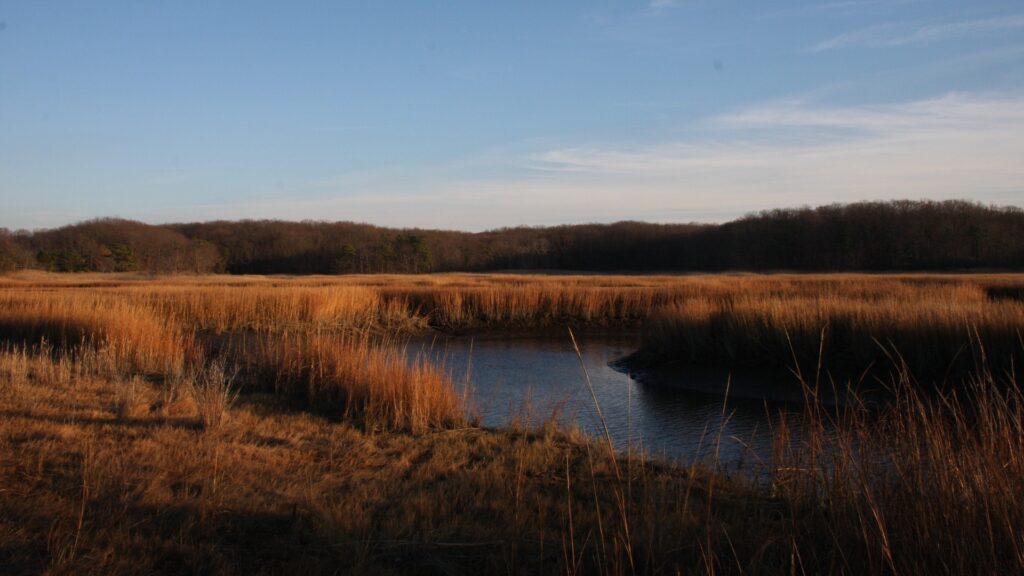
[[65, 93, 1024, 231], [713, 93, 1024, 132], [508, 93, 1024, 224], [813, 14, 1024, 51]]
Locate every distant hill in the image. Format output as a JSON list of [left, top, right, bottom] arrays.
[[2, 200, 1022, 274]]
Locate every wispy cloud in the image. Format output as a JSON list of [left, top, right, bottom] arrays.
[[813, 14, 1024, 51], [49, 93, 1022, 231], [513, 93, 1024, 223], [712, 93, 1024, 132], [176, 93, 1024, 230]]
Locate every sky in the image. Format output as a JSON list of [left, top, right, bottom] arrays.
[[1, 0, 1022, 231]]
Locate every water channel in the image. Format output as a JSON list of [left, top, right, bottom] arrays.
[[411, 335, 821, 468]]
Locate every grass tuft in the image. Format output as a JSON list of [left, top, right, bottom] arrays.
[[186, 360, 240, 431]]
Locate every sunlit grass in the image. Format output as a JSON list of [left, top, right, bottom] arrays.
[[0, 291, 191, 374], [1, 272, 1023, 573], [249, 332, 467, 432]]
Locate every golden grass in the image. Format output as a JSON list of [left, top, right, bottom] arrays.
[[0, 349, 748, 574], [248, 333, 467, 432], [2, 272, 1024, 573], [3, 328, 1023, 573], [0, 291, 191, 375], [2, 271, 1022, 396], [640, 277, 1024, 377], [765, 367, 1024, 574], [2, 270, 1022, 411], [127, 285, 419, 333]]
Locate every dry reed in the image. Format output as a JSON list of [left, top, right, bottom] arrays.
[[0, 291, 190, 374], [1, 271, 1024, 574], [249, 333, 467, 432]]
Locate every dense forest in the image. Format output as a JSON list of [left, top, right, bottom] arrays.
[[2, 200, 1022, 274]]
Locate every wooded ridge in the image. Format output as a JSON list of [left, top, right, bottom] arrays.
[[2, 199, 1022, 274]]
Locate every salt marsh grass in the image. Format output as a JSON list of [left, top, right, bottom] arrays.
[[0, 271, 1022, 574]]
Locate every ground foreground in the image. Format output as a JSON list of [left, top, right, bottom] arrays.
[[1, 369, 761, 575], [1, 272, 1023, 574]]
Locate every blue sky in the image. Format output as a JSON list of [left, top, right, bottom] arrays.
[[1, 0, 1022, 230]]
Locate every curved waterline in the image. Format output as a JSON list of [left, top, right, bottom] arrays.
[[408, 334, 823, 468]]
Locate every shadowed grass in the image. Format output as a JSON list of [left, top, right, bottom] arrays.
[[0, 291, 191, 375], [637, 283, 1024, 379], [1, 272, 1024, 574], [3, 272, 1023, 378], [3, 339, 1023, 574], [241, 333, 468, 432]]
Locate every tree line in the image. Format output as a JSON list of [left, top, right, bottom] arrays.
[[2, 200, 1022, 274]]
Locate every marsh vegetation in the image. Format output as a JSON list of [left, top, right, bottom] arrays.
[[1, 272, 1023, 574]]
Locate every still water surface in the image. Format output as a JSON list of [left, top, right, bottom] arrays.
[[411, 335, 813, 467]]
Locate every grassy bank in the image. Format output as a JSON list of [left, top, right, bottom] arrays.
[[0, 343, 758, 574], [3, 272, 1022, 377], [1, 272, 1023, 574], [637, 276, 1024, 378], [2, 333, 1023, 574]]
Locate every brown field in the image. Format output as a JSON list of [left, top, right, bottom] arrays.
[[1, 272, 1023, 574], [3, 271, 1022, 375]]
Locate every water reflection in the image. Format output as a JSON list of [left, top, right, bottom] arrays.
[[409, 335, 811, 467]]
